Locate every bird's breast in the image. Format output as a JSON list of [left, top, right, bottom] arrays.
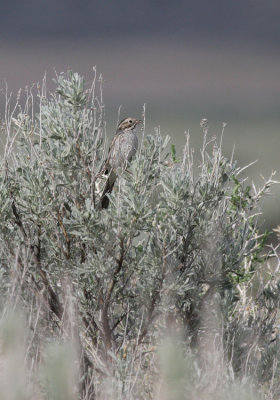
[[109, 131, 138, 170]]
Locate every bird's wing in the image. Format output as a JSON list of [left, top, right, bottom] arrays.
[[106, 131, 125, 171], [98, 131, 122, 175], [107, 131, 122, 156]]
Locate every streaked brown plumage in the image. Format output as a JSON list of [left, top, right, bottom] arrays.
[[100, 117, 142, 209]]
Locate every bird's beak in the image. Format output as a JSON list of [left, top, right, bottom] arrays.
[[136, 119, 143, 125]]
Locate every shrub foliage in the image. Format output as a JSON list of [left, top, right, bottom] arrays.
[[0, 71, 279, 399]]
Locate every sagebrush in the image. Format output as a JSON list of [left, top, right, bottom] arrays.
[[0, 70, 279, 399]]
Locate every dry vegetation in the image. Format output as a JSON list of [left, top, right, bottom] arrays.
[[0, 70, 280, 399]]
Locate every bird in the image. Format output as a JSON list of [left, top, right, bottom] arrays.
[[100, 117, 142, 209]]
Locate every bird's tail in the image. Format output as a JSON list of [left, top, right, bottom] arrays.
[[100, 171, 117, 209]]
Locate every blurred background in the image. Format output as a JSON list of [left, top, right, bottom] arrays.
[[0, 0, 279, 233]]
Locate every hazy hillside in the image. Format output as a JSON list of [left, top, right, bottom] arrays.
[[0, 0, 280, 46]]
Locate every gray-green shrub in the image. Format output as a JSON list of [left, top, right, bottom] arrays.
[[0, 70, 279, 399]]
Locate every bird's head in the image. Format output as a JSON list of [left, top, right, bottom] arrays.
[[117, 117, 142, 132]]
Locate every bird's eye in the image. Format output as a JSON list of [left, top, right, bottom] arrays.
[[129, 119, 132, 123]]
